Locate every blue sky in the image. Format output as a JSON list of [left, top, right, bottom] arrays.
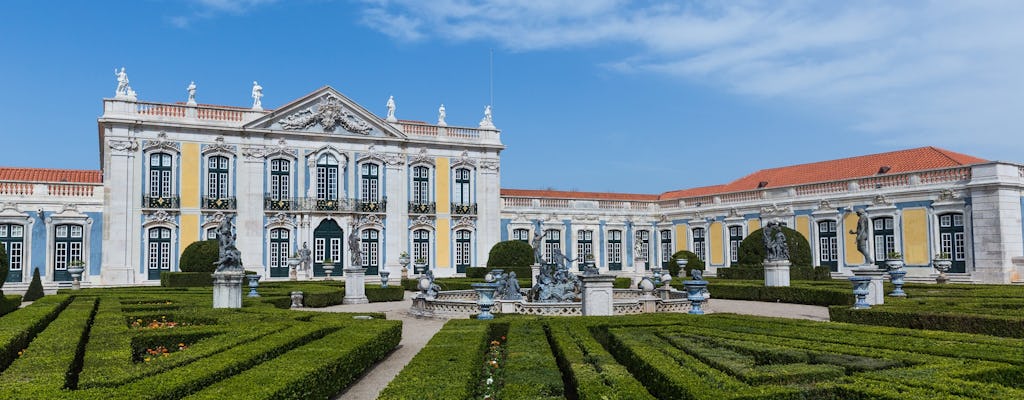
[[1, 1, 1022, 194]]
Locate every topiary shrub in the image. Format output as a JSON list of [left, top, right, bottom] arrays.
[[179, 239, 219, 273], [487, 240, 534, 268], [23, 268, 44, 301], [667, 250, 705, 278], [737, 226, 812, 266]]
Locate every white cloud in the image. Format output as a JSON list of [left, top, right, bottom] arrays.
[[169, 0, 278, 28], [358, 0, 1024, 156]]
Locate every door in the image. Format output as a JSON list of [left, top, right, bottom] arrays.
[[607, 230, 622, 271], [147, 227, 171, 280], [1, 224, 24, 282], [269, 228, 290, 278], [313, 219, 343, 277]]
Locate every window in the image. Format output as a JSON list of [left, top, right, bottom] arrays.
[[147, 227, 171, 280], [316, 154, 339, 201], [55, 224, 84, 273], [692, 228, 706, 262], [149, 153, 173, 197], [728, 226, 743, 263], [543, 229, 561, 265], [361, 163, 380, 203], [454, 168, 471, 204], [817, 220, 838, 271], [608, 230, 622, 270], [270, 159, 290, 201], [455, 230, 472, 273], [207, 156, 230, 199], [206, 227, 218, 240], [0, 224, 24, 281], [412, 166, 430, 204], [577, 230, 593, 270], [660, 230, 673, 268], [413, 229, 430, 268], [636, 230, 650, 269], [938, 213, 966, 273], [361, 229, 380, 274], [269, 228, 290, 272], [512, 229, 529, 242], [872, 217, 895, 267]]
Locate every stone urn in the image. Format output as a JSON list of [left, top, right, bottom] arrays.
[[470, 282, 500, 320], [660, 272, 673, 290], [885, 258, 905, 271], [638, 277, 655, 297], [399, 253, 410, 279], [380, 269, 391, 288], [322, 261, 335, 280], [676, 258, 688, 278], [849, 276, 872, 309], [417, 275, 433, 298], [247, 274, 261, 297], [290, 291, 304, 308], [682, 277, 709, 315], [68, 263, 86, 291], [933, 258, 952, 284], [286, 256, 300, 281], [413, 260, 427, 275], [888, 269, 907, 297]]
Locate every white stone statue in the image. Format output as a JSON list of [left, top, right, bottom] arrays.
[[385, 95, 397, 122], [251, 81, 263, 110], [479, 105, 495, 129], [114, 67, 133, 99], [437, 103, 447, 126], [187, 81, 197, 105]]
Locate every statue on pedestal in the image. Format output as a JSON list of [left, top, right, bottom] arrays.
[[386, 95, 397, 122], [251, 81, 263, 110], [850, 210, 873, 265], [114, 67, 134, 99], [187, 81, 197, 105], [762, 220, 789, 261], [348, 228, 363, 267], [437, 103, 447, 126], [298, 242, 312, 276], [530, 230, 546, 265], [214, 216, 243, 272], [479, 105, 495, 128]]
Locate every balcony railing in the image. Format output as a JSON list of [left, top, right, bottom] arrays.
[[262, 196, 383, 212], [451, 202, 478, 215], [358, 200, 387, 213], [203, 197, 236, 210], [409, 202, 436, 214], [143, 195, 180, 209], [315, 198, 358, 212], [264, 197, 296, 211]]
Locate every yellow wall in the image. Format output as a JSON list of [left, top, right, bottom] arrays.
[[709, 222, 724, 265], [795, 216, 810, 243], [747, 219, 761, 233], [436, 218, 450, 268], [902, 208, 928, 265], [675, 224, 688, 252], [180, 143, 199, 208], [844, 212, 863, 265], [436, 157, 450, 214], [180, 214, 198, 255]]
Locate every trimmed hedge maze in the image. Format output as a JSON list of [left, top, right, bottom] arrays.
[[383, 314, 1024, 399], [0, 290, 401, 399]]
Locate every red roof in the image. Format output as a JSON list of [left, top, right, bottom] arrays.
[[503, 147, 987, 202], [0, 168, 102, 183]]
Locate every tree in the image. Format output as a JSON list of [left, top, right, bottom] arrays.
[[179, 240, 220, 273], [486, 240, 534, 267], [23, 268, 44, 302]]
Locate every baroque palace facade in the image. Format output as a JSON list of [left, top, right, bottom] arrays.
[[1, 74, 1023, 287]]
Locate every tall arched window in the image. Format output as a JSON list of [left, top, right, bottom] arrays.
[[544, 229, 561, 265], [208, 156, 230, 199], [660, 230, 673, 268], [147, 227, 171, 280], [455, 229, 472, 273], [692, 227, 706, 262], [270, 159, 290, 200], [361, 163, 380, 203], [269, 228, 290, 278], [361, 229, 380, 275], [938, 213, 966, 273], [607, 230, 622, 271], [412, 166, 430, 205], [512, 228, 529, 242], [872, 217, 895, 267], [576, 230, 593, 270], [316, 154, 339, 201], [0, 224, 24, 282], [149, 153, 173, 198], [413, 229, 430, 273], [817, 220, 838, 271]]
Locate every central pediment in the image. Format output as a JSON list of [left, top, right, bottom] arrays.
[[245, 86, 406, 138]]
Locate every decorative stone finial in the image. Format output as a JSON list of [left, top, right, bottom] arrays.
[[385, 95, 397, 122], [437, 103, 447, 126], [479, 105, 495, 129], [251, 81, 263, 111], [186, 81, 197, 105]]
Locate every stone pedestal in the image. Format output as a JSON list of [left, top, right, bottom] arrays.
[[581, 275, 616, 316], [850, 266, 885, 305], [1012, 257, 1024, 283], [213, 271, 245, 309], [764, 260, 791, 287], [497, 300, 517, 314], [343, 267, 369, 304]]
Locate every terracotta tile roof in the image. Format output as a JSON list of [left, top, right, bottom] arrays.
[[501, 147, 986, 202], [0, 167, 102, 183], [500, 188, 659, 201]]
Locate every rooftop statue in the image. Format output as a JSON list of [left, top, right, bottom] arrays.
[[187, 81, 197, 105], [437, 103, 447, 126], [251, 81, 263, 110], [385, 95, 397, 122]]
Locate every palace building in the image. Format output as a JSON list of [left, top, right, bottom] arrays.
[[1, 74, 1023, 288]]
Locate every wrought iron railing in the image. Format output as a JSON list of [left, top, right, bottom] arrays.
[[409, 202, 436, 214], [264, 196, 295, 211], [451, 202, 477, 215], [143, 195, 180, 209], [357, 200, 387, 213], [203, 197, 236, 210]]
